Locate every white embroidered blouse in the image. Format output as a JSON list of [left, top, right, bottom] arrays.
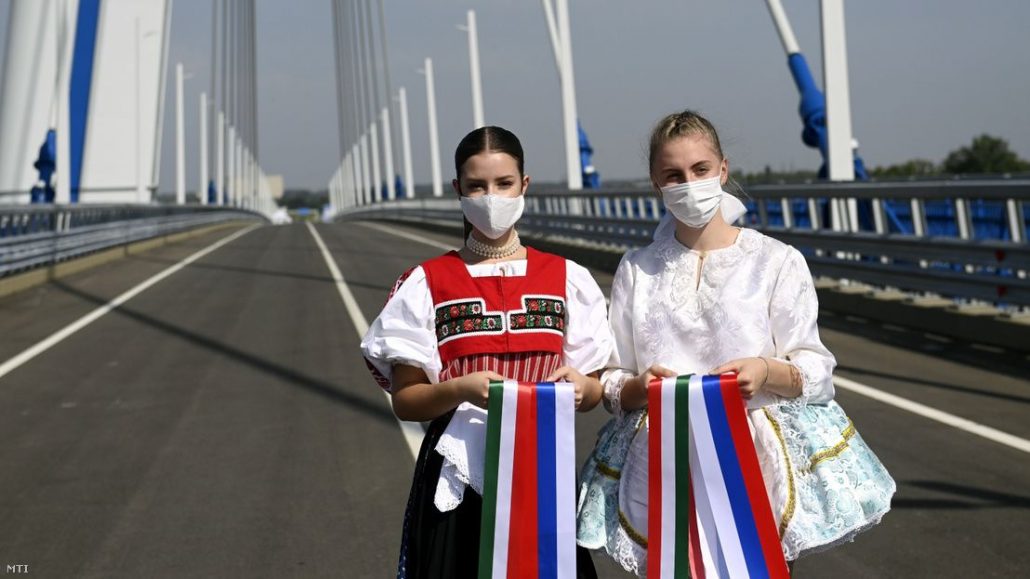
[[590, 227, 838, 570], [604, 227, 836, 410]]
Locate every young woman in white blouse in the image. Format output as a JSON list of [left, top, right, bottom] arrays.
[[576, 111, 894, 576], [362, 126, 612, 578]]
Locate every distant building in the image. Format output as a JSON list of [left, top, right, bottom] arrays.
[[266, 175, 285, 200]]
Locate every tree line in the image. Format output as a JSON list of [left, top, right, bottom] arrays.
[[739, 134, 1030, 184]]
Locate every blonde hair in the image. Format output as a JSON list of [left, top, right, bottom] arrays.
[[647, 110, 724, 172], [648, 110, 747, 201]]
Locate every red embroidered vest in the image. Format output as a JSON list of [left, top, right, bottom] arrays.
[[421, 247, 567, 365]]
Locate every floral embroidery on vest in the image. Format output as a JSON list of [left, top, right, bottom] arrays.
[[508, 295, 566, 335], [434, 298, 504, 343]]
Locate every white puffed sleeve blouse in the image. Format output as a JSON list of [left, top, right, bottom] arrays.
[[361, 258, 614, 386]]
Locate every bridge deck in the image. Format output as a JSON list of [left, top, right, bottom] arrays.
[[0, 222, 1027, 577]]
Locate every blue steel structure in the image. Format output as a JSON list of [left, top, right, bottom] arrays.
[[30, 130, 57, 204], [579, 121, 600, 189], [787, 52, 868, 181], [395, 175, 406, 198], [784, 52, 894, 232], [69, 0, 102, 204]]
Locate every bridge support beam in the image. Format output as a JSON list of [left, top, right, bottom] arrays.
[[820, 0, 855, 183]]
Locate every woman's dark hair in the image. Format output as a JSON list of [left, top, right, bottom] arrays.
[[454, 126, 525, 239], [454, 125, 525, 179]]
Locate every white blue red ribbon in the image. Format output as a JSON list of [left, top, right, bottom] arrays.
[[648, 374, 788, 578]]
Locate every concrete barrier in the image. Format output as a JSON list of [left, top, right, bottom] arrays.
[[0, 221, 252, 300]]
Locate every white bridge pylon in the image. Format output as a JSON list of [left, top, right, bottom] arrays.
[[0, 0, 170, 205], [0, 0, 276, 216]]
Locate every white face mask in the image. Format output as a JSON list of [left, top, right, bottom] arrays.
[[661, 175, 724, 228], [460, 193, 525, 239]]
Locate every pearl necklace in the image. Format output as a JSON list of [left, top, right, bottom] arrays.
[[465, 231, 522, 259]]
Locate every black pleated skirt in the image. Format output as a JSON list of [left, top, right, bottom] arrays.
[[397, 411, 597, 579]]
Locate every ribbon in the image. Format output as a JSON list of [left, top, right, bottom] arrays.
[[479, 380, 577, 579], [648, 374, 788, 578]]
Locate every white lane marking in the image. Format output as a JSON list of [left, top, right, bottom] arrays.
[[0, 224, 260, 382], [970, 343, 1004, 354], [356, 221, 457, 251], [366, 218, 1030, 456], [306, 222, 423, 461], [834, 375, 1030, 454]]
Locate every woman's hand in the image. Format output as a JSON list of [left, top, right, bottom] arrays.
[[545, 366, 600, 410], [621, 364, 678, 411], [711, 357, 770, 400], [450, 370, 507, 409]]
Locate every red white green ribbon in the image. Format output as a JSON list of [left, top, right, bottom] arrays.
[[479, 380, 577, 579], [648, 374, 788, 579]]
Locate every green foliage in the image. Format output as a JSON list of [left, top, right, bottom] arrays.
[[278, 189, 328, 209], [854, 135, 1029, 178], [734, 166, 818, 185], [869, 158, 939, 178], [733, 134, 1027, 182], [942, 134, 1030, 174]]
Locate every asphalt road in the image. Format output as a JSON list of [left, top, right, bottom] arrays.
[[0, 220, 1027, 578]]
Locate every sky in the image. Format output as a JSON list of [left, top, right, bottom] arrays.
[[2, 0, 1029, 191]]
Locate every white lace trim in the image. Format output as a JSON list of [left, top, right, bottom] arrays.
[[433, 403, 487, 512], [605, 523, 646, 577], [789, 504, 893, 560], [601, 368, 634, 419], [793, 356, 823, 404], [434, 460, 468, 512], [759, 353, 828, 406]]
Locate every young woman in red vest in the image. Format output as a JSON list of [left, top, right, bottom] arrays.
[[362, 126, 613, 578]]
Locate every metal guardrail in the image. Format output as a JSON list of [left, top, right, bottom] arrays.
[[333, 180, 1030, 307], [0, 204, 265, 277]]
